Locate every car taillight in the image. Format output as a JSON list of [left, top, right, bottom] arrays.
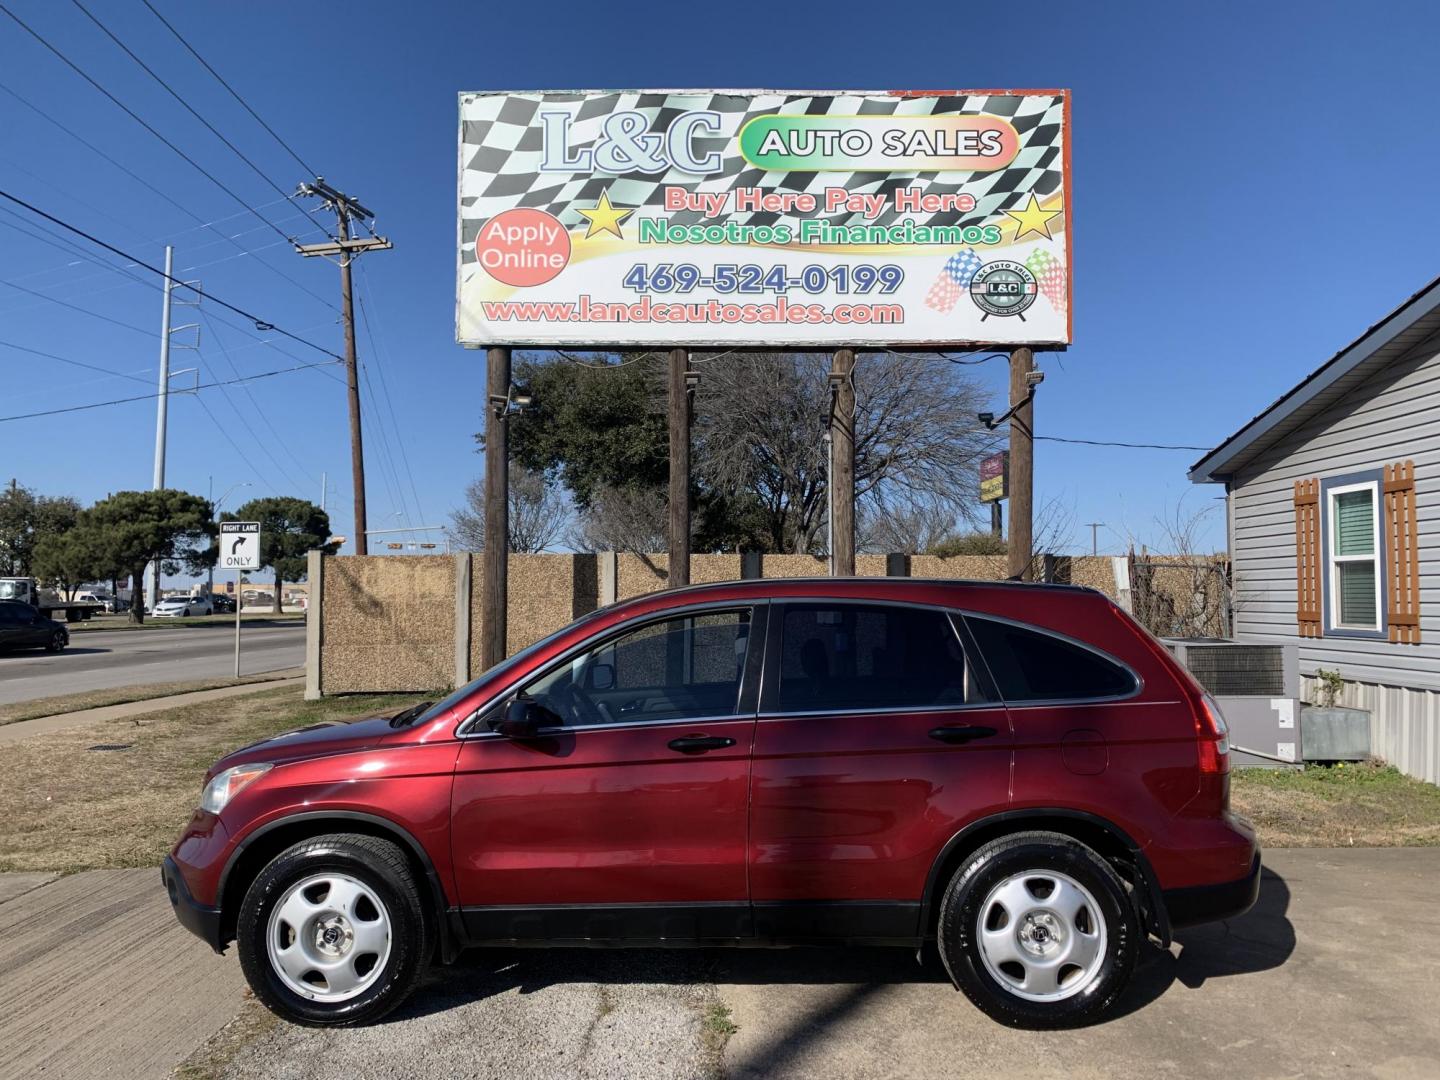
[[1196, 692, 1231, 775]]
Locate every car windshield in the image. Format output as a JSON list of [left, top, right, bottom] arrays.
[[409, 607, 611, 727]]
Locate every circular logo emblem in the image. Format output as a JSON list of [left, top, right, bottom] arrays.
[[970, 260, 1038, 318]]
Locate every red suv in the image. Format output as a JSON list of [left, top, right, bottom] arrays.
[[164, 578, 1258, 1028]]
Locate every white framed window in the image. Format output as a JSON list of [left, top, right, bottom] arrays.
[[1326, 480, 1382, 633]]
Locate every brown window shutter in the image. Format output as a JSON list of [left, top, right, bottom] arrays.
[[1294, 478, 1322, 637], [1383, 460, 1421, 644]]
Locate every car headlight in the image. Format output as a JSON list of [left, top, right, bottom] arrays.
[[200, 762, 272, 814]]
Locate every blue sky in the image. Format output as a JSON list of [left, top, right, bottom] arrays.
[[2, 0, 1437, 563]]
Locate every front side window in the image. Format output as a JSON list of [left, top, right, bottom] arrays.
[[964, 616, 1136, 703], [517, 609, 752, 728], [775, 604, 990, 712], [1327, 481, 1382, 632]]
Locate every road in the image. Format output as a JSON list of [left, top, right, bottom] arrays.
[[0, 622, 306, 705]]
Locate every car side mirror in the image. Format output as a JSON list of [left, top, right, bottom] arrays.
[[587, 663, 615, 691], [489, 697, 557, 738]]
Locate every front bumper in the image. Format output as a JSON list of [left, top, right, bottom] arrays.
[[1162, 853, 1262, 929], [162, 855, 225, 953]]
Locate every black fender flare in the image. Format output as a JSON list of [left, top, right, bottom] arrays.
[[217, 809, 463, 963], [918, 808, 1172, 946]]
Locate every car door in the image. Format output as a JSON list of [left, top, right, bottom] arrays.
[[450, 604, 764, 942], [0, 604, 23, 647], [748, 601, 1013, 940]]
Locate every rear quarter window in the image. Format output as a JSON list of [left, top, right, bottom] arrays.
[[964, 615, 1137, 703]]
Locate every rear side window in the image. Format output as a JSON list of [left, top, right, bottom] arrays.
[[964, 616, 1136, 702], [776, 604, 991, 712]]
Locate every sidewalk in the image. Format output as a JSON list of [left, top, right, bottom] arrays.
[[0, 671, 303, 745], [0, 869, 246, 1080]]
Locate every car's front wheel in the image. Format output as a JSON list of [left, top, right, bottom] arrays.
[[937, 831, 1139, 1028], [237, 833, 432, 1026], [45, 630, 67, 652]]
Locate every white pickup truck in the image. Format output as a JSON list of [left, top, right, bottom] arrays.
[[0, 577, 105, 621]]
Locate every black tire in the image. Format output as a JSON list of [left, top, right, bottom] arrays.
[[937, 831, 1139, 1029], [45, 630, 67, 653], [237, 833, 433, 1026]]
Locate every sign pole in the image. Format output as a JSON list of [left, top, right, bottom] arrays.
[[234, 566, 242, 677], [481, 346, 511, 669], [667, 348, 691, 588], [1006, 347, 1036, 581], [829, 349, 856, 576], [220, 521, 261, 678]]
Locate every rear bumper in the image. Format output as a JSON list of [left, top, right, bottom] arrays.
[[1162, 853, 1262, 929], [162, 855, 225, 953]]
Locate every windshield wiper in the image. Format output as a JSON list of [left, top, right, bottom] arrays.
[[388, 701, 434, 728]]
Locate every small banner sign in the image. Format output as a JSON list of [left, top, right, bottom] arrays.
[[979, 450, 1009, 503]]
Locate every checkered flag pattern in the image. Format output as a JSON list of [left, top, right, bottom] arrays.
[[459, 92, 1065, 265], [925, 248, 984, 312], [1025, 249, 1068, 313]]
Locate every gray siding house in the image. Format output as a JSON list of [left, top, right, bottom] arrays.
[[1191, 277, 1440, 784]]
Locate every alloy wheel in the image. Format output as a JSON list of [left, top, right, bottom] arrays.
[[265, 872, 392, 1002], [975, 869, 1107, 1002]]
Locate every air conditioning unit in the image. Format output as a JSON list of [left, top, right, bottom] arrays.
[[1162, 639, 1300, 767]]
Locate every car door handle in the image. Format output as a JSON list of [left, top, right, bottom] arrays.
[[928, 724, 999, 744], [667, 735, 736, 753]]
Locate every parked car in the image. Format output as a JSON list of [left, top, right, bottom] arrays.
[[164, 578, 1258, 1028], [211, 595, 237, 614], [152, 596, 214, 618], [0, 600, 69, 652]]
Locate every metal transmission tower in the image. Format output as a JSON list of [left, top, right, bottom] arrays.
[[294, 179, 392, 555]]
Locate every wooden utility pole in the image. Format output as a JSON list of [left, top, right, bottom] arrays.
[[830, 349, 856, 576], [667, 348, 691, 588], [294, 180, 392, 557], [1007, 347, 1036, 580], [481, 346, 511, 668]]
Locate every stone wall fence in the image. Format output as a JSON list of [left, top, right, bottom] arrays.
[[305, 550, 1131, 696]]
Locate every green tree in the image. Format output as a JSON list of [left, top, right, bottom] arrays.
[[32, 525, 121, 599], [0, 481, 81, 576], [226, 497, 337, 613], [81, 489, 215, 624]]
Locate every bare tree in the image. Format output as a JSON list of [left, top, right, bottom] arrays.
[[449, 464, 568, 553], [1123, 496, 1231, 639], [568, 484, 668, 554], [695, 352, 993, 553]]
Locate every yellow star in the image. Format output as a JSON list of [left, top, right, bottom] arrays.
[[1004, 193, 1063, 242], [576, 190, 634, 240]]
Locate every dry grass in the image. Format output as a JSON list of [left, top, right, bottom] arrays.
[[0, 672, 299, 727], [0, 686, 422, 874], [1231, 760, 1440, 847]]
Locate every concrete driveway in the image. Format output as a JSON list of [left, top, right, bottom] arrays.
[[4, 849, 1437, 1079]]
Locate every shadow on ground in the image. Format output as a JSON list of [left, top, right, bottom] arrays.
[[390, 867, 1294, 1034]]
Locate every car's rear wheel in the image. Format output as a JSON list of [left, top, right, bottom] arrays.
[[45, 630, 66, 652], [937, 831, 1139, 1028], [237, 833, 432, 1026]]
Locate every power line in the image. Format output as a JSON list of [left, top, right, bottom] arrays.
[[198, 308, 318, 492], [0, 2, 300, 248], [1035, 435, 1213, 451], [139, 0, 319, 179], [356, 264, 425, 525], [0, 359, 344, 423], [0, 188, 342, 361], [194, 394, 280, 493], [69, 0, 327, 239], [0, 337, 153, 386], [0, 78, 338, 311]]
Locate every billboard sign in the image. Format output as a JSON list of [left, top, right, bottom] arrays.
[[458, 90, 1070, 348], [979, 450, 1009, 503]]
